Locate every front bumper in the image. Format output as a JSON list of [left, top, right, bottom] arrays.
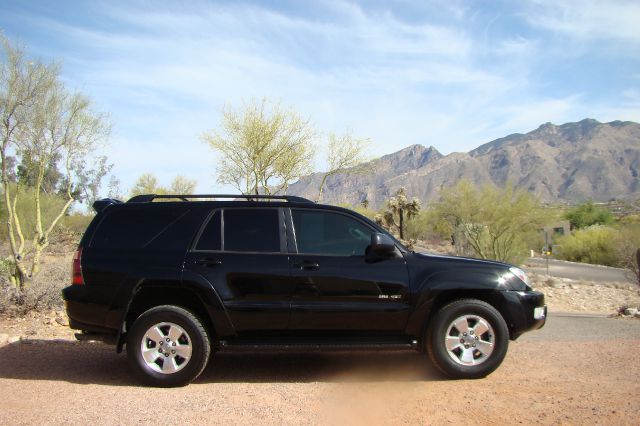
[[502, 290, 546, 340]]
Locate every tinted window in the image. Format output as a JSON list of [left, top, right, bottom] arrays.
[[292, 210, 373, 256], [224, 209, 280, 252], [195, 211, 221, 251], [91, 207, 182, 249]]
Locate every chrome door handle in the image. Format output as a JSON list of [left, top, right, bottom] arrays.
[[292, 261, 320, 271], [194, 258, 222, 266]]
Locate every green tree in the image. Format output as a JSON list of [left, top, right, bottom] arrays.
[[129, 173, 196, 198], [375, 187, 421, 240], [317, 131, 369, 202], [1, 36, 111, 288], [169, 175, 197, 194], [564, 201, 614, 229], [201, 98, 315, 195], [429, 180, 550, 263], [130, 173, 163, 197]]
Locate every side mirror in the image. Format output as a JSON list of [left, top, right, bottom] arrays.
[[369, 233, 397, 257]]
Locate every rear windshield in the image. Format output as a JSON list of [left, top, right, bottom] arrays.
[[90, 207, 184, 249]]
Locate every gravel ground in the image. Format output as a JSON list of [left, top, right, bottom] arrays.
[[529, 273, 640, 314], [0, 315, 639, 425]]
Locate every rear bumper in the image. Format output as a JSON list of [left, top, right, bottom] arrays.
[[62, 285, 116, 334], [502, 290, 546, 340]]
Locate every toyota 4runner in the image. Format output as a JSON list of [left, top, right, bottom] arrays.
[[63, 194, 546, 387]]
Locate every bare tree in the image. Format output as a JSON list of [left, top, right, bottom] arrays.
[[201, 98, 315, 195], [317, 131, 370, 202], [1, 36, 110, 288], [106, 174, 123, 200]]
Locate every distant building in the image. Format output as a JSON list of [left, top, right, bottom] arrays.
[[541, 221, 571, 239]]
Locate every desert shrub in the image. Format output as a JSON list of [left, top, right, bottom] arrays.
[[405, 210, 443, 242], [0, 279, 63, 316], [612, 224, 640, 285], [564, 201, 614, 229], [0, 254, 67, 316], [0, 186, 68, 242], [60, 214, 93, 234], [555, 225, 618, 266], [49, 213, 93, 248]]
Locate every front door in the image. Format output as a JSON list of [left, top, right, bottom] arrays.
[[288, 208, 411, 333], [184, 208, 293, 334]]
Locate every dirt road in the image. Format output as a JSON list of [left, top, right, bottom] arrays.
[[1, 315, 638, 425]]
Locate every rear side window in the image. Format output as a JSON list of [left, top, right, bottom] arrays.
[[91, 207, 182, 249], [195, 211, 221, 251], [223, 209, 280, 253]]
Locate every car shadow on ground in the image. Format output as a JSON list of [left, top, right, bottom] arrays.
[[0, 340, 443, 386]]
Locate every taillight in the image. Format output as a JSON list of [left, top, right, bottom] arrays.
[[72, 247, 84, 285]]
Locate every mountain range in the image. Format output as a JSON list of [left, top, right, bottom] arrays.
[[288, 119, 640, 208]]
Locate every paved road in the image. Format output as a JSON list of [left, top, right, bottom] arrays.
[[0, 314, 638, 425], [523, 257, 633, 283], [519, 313, 640, 341]]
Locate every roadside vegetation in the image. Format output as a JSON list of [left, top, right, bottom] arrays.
[[554, 217, 640, 285]]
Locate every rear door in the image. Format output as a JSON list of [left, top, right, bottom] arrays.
[[287, 208, 411, 333], [184, 207, 293, 333]]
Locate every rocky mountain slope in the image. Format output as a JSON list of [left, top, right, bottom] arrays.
[[288, 119, 640, 207]]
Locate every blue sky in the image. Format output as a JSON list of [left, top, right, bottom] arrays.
[[1, 0, 639, 194]]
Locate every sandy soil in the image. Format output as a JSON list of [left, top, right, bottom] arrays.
[[0, 316, 639, 425]]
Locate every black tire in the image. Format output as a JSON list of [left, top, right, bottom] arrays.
[[126, 305, 210, 387], [427, 299, 509, 379]]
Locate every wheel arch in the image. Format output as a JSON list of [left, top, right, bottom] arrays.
[[416, 289, 519, 351], [119, 280, 235, 352]]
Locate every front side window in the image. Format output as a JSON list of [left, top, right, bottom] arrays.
[[223, 209, 280, 252], [292, 210, 373, 256]]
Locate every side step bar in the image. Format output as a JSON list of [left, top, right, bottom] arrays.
[[217, 340, 418, 352]]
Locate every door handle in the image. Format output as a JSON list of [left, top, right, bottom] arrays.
[[292, 261, 320, 271], [193, 258, 222, 266], [297, 282, 320, 294]]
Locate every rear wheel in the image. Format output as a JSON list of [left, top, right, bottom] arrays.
[[127, 305, 210, 387], [427, 299, 508, 379]]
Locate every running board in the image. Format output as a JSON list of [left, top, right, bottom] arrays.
[[217, 339, 418, 352]]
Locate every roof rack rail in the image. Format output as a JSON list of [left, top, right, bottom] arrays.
[[127, 194, 314, 204]]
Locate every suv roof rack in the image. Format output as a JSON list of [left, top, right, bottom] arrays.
[[127, 194, 314, 204]]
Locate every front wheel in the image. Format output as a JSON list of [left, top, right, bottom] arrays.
[[427, 299, 509, 379], [126, 305, 210, 387]]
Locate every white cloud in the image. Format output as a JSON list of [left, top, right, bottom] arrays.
[[527, 0, 640, 45], [3, 0, 638, 195]]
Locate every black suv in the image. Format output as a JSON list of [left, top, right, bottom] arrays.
[[63, 194, 546, 387]]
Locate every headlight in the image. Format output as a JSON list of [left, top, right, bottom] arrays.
[[509, 267, 530, 287]]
